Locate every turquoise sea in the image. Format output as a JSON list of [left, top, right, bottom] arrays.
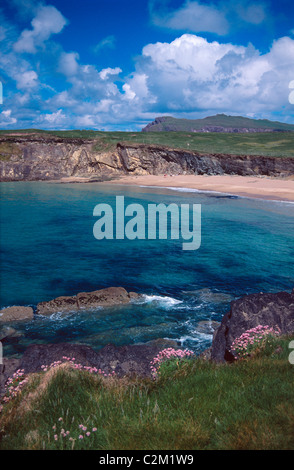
[[0, 182, 293, 357]]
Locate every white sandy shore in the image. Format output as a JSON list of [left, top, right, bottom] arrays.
[[56, 174, 294, 202], [106, 175, 294, 202]]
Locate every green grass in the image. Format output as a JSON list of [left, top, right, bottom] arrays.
[[0, 142, 22, 161], [1, 128, 294, 157], [3, 129, 294, 157], [1, 335, 293, 450]]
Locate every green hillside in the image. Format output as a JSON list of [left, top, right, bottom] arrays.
[[1, 128, 294, 157], [142, 114, 294, 133]]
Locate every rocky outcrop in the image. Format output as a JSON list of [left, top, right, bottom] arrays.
[[117, 143, 294, 177], [211, 290, 294, 362], [0, 306, 34, 322], [18, 342, 169, 378], [0, 134, 121, 181], [36, 287, 140, 315], [0, 134, 293, 181]]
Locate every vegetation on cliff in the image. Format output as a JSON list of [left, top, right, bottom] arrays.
[[1, 129, 294, 158], [1, 334, 293, 450]]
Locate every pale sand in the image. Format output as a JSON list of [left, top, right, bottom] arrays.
[[103, 174, 294, 202]]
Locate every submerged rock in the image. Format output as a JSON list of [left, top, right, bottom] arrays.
[[196, 320, 221, 335], [36, 287, 140, 315], [0, 306, 34, 322], [183, 288, 234, 304], [211, 290, 294, 362]]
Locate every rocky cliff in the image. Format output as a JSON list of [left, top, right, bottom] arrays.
[[211, 289, 294, 362], [0, 134, 293, 181]]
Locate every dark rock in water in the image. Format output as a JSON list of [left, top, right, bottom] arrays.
[[18, 342, 174, 378], [196, 320, 221, 335], [140, 338, 181, 349], [211, 290, 294, 362], [36, 287, 140, 315]]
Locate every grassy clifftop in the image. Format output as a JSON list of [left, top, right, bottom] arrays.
[[1, 129, 294, 158], [1, 334, 293, 450]]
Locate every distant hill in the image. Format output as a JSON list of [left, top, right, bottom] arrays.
[[142, 114, 294, 133]]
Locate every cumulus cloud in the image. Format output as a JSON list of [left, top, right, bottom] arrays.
[[13, 5, 67, 53], [128, 33, 294, 118], [1, 0, 293, 131], [16, 70, 39, 89], [99, 67, 122, 80], [0, 109, 17, 126], [58, 52, 80, 77]]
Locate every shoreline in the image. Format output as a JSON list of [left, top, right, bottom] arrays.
[[3, 174, 294, 202], [101, 174, 294, 202], [51, 174, 294, 202]]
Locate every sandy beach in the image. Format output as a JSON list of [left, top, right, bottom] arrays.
[[98, 174, 294, 202]]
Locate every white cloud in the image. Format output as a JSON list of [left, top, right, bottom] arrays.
[[0, 109, 17, 126], [43, 109, 66, 125], [149, 1, 268, 36], [122, 83, 136, 100], [142, 34, 246, 82], [13, 5, 67, 53], [236, 3, 266, 25], [151, 1, 229, 35], [58, 52, 80, 77], [15, 70, 38, 89], [99, 67, 122, 80], [132, 34, 294, 117]]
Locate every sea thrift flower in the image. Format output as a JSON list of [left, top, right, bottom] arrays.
[[230, 324, 281, 359], [150, 348, 194, 378]]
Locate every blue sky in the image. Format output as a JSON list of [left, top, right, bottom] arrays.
[[0, 0, 294, 130]]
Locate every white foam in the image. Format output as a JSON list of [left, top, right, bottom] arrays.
[[139, 184, 294, 204], [139, 294, 183, 308]]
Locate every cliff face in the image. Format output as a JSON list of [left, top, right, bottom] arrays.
[[117, 143, 294, 178], [0, 135, 293, 181], [0, 134, 122, 181]]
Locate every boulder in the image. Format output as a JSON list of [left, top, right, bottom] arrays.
[[211, 290, 294, 362], [0, 306, 34, 322], [36, 287, 140, 315], [18, 341, 175, 378]]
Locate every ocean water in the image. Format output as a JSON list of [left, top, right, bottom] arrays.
[[0, 181, 293, 357]]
